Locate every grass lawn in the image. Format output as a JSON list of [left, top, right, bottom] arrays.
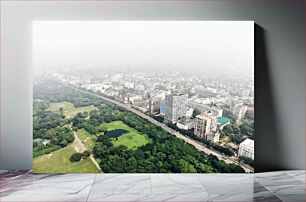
[[33, 144, 100, 173], [100, 121, 151, 150], [46, 101, 96, 118], [76, 129, 96, 151]]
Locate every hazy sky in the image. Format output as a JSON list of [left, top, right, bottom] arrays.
[[33, 21, 254, 76]]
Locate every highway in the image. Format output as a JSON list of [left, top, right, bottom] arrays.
[[70, 85, 254, 173]]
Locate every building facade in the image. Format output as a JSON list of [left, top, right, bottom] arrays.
[[164, 94, 188, 123], [238, 138, 254, 160], [233, 104, 248, 122], [194, 112, 218, 139], [194, 115, 211, 138]]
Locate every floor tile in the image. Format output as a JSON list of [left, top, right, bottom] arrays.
[[210, 194, 282, 202], [150, 174, 208, 195], [198, 174, 254, 195], [256, 173, 305, 195], [1, 194, 88, 202], [1, 173, 96, 196], [286, 170, 306, 183], [275, 194, 306, 202], [88, 194, 212, 202], [90, 174, 151, 195]]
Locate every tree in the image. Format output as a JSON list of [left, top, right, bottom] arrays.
[[244, 110, 254, 120], [127, 157, 137, 172], [239, 156, 255, 167], [223, 125, 233, 134], [60, 139, 68, 147], [192, 109, 201, 118], [84, 123, 97, 135], [178, 159, 197, 173], [70, 153, 82, 162], [97, 125, 107, 133], [232, 124, 241, 135], [97, 135, 113, 147], [82, 150, 91, 159], [223, 108, 235, 120], [239, 123, 254, 136]]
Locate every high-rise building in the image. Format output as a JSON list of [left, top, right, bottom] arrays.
[[238, 138, 254, 160], [160, 100, 165, 115], [194, 114, 212, 138], [149, 98, 161, 115], [233, 104, 248, 122], [194, 112, 218, 139], [164, 94, 188, 123], [149, 91, 166, 115]]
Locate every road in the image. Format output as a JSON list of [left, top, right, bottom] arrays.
[[70, 85, 253, 173]]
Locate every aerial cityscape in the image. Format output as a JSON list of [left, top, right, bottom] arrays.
[[33, 21, 254, 173]]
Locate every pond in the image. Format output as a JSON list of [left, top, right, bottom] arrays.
[[105, 129, 129, 138]]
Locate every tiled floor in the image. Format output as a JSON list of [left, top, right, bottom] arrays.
[[0, 170, 305, 202]]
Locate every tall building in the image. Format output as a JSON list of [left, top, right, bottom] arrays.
[[160, 100, 165, 115], [164, 94, 188, 123], [233, 104, 248, 122], [238, 138, 254, 160], [194, 114, 212, 138], [149, 92, 166, 115], [194, 112, 218, 139]]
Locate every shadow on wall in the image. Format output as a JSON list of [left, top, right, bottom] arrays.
[[255, 24, 283, 172]]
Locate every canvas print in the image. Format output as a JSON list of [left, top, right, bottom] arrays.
[[33, 21, 254, 173]]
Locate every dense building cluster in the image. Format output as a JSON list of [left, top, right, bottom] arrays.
[[49, 70, 254, 161]]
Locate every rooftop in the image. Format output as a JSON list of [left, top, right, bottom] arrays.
[[218, 117, 231, 125], [177, 117, 194, 125], [240, 138, 254, 147]]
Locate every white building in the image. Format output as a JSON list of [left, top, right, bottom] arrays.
[[186, 108, 194, 117], [124, 82, 135, 89], [128, 95, 143, 104], [176, 118, 194, 130], [238, 138, 254, 160], [81, 83, 110, 93], [135, 84, 146, 91]]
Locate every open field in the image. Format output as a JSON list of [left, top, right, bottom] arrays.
[[33, 143, 100, 173], [76, 129, 96, 151], [46, 101, 96, 118], [101, 121, 151, 150]]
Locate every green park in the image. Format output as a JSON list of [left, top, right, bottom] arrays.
[[46, 101, 96, 118], [100, 120, 151, 150]]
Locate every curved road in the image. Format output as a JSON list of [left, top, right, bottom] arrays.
[[69, 85, 253, 173]]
